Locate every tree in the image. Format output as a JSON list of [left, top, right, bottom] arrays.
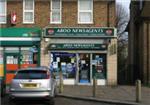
[[116, 3, 129, 44], [116, 3, 130, 84]]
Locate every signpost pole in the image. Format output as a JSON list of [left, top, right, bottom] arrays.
[[136, 80, 141, 102], [59, 70, 63, 93], [93, 76, 97, 97]]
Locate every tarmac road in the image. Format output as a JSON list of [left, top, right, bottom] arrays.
[[1, 95, 118, 105]]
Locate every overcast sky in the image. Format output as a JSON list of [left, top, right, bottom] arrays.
[[116, 0, 131, 13]]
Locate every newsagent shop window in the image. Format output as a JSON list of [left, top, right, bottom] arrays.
[[92, 54, 106, 79], [78, 0, 93, 24], [50, 0, 62, 24], [0, 0, 7, 24], [50, 52, 76, 79], [23, 0, 34, 23]]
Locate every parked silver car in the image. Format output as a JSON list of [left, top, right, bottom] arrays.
[[9, 66, 56, 105]]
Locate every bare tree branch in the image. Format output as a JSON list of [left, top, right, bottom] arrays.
[[116, 3, 129, 77], [116, 3, 129, 37]]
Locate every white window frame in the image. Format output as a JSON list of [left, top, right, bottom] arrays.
[[50, 0, 62, 24], [0, 0, 7, 24], [23, 0, 34, 24], [78, 0, 93, 24]]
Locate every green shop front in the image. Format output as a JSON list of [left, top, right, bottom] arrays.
[[0, 28, 41, 84], [44, 27, 117, 85]]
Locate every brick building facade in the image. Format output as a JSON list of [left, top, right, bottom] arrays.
[[0, 0, 117, 85]]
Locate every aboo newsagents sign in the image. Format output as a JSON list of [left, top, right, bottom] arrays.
[[44, 27, 117, 38], [49, 43, 107, 50]]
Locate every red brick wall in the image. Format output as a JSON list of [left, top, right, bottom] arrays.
[[0, 1, 116, 28]]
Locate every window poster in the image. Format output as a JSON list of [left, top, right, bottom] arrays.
[[95, 55, 99, 60], [67, 63, 73, 72], [0, 54, 3, 64], [99, 58, 103, 62], [81, 60, 86, 64], [57, 57, 60, 62], [92, 60, 97, 65], [71, 58, 75, 63], [61, 62, 66, 72], [53, 62, 58, 69]]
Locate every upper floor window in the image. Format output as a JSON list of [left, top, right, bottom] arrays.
[[78, 0, 93, 24], [50, 0, 61, 24], [23, 0, 34, 24], [0, 0, 6, 24]]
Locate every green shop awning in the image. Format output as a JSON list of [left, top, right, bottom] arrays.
[[0, 27, 41, 37], [0, 27, 41, 46], [0, 41, 40, 46]]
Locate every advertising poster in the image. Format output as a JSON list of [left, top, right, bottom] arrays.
[[0, 64, 4, 76], [57, 57, 60, 62], [0, 53, 4, 76], [81, 60, 86, 64], [67, 63, 73, 72], [0, 54, 3, 64], [92, 60, 97, 65], [61, 62, 66, 72], [71, 58, 75, 63], [53, 62, 58, 69]]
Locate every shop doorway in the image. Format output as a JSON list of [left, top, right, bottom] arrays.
[[5, 53, 19, 84], [78, 53, 91, 83]]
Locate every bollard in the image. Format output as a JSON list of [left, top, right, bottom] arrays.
[[93, 77, 97, 97], [136, 80, 141, 102], [59, 71, 63, 93]]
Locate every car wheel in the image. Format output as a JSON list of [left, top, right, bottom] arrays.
[[0, 79, 5, 97], [54, 88, 57, 97], [9, 97, 16, 105], [9, 96, 18, 105], [1, 89, 5, 97], [49, 98, 55, 105], [45, 97, 55, 105]]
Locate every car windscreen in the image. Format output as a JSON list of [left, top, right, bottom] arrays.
[[14, 70, 48, 79]]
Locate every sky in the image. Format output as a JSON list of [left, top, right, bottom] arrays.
[[116, 0, 131, 39], [116, 0, 131, 13]]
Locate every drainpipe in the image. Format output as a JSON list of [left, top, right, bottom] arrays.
[[147, 22, 149, 85], [107, 1, 110, 27]]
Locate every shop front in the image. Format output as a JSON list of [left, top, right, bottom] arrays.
[[0, 28, 41, 84], [49, 44, 107, 85], [43, 27, 117, 85]]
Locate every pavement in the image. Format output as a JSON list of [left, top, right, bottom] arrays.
[[57, 85, 150, 105]]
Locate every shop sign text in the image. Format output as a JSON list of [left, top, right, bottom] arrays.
[[49, 43, 107, 50], [45, 28, 117, 37]]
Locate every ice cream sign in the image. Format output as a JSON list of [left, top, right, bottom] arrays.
[[11, 12, 17, 24]]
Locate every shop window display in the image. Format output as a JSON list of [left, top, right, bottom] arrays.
[[5, 47, 19, 53], [20, 47, 38, 68], [50, 52, 76, 79], [5, 47, 19, 70], [92, 54, 106, 79], [5, 47, 20, 84]]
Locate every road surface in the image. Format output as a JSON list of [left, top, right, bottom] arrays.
[[1, 95, 118, 105]]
